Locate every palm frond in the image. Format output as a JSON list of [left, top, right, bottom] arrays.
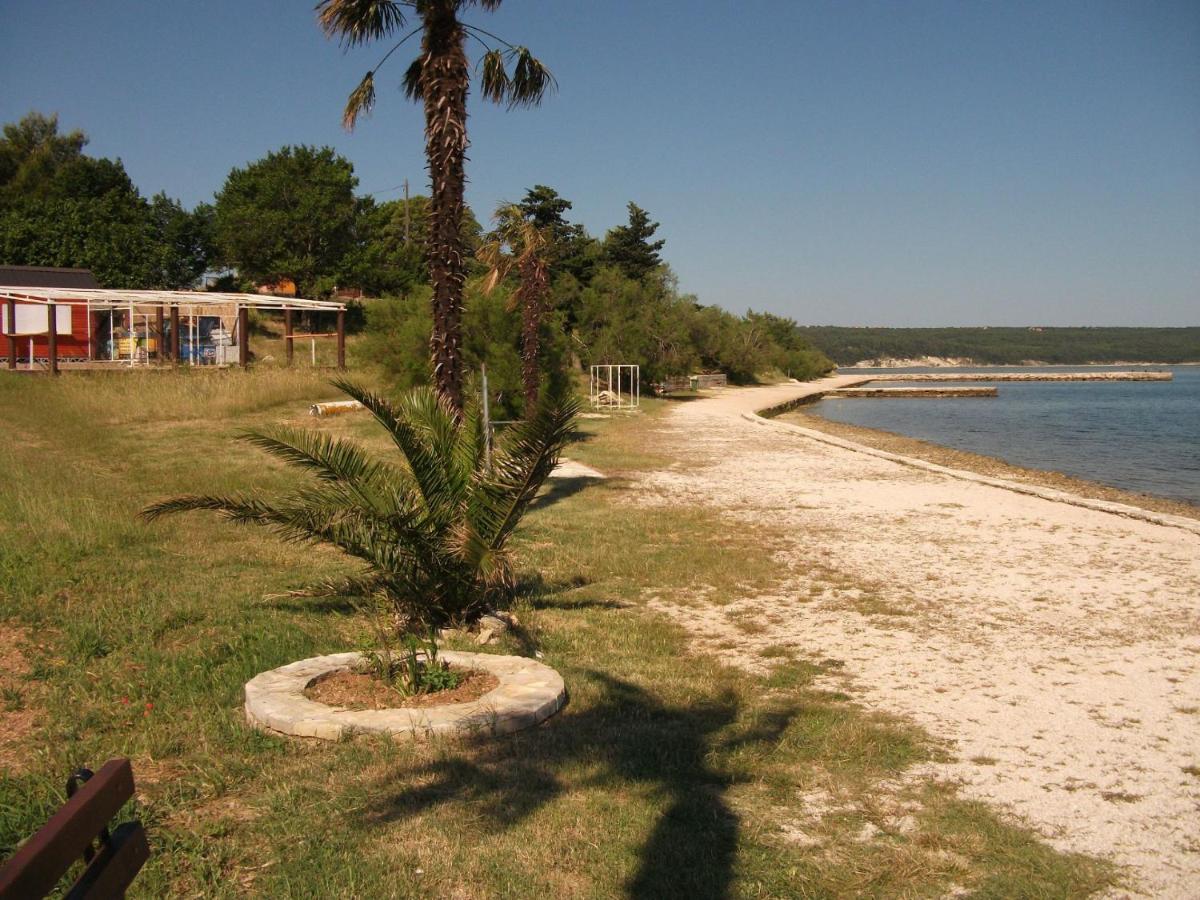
[[285, 497, 434, 574], [141, 483, 430, 571], [402, 55, 425, 101], [451, 393, 487, 490], [331, 380, 468, 522], [141, 493, 276, 525], [506, 47, 555, 109], [343, 70, 377, 130], [395, 387, 476, 506], [239, 426, 392, 485], [265, 573, 386, 607], [237, 426, 410, 516], [317, 0, 406, 46], [462, 386, 578, 552], [479, 49, 510, 105], [476, 235, 509, 291]]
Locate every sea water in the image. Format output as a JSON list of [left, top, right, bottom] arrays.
[[811, 366, 1200, 505]]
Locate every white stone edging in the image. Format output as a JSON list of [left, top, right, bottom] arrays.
[[244, 650, 567, 741], [743, 410, 1200, 537]]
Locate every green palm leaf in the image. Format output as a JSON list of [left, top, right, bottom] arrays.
[[317, 0, 406, 46], [332, 380, 468, 522], [462, 386, 578, 554], [143, 380, 577, 630]]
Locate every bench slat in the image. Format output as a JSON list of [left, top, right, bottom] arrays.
[[0, 759, 135, 899], [65, 822, 149, 900]]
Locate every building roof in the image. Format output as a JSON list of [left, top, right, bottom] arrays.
[[0, 266, 101, 289], [0, 286, 345, 312]]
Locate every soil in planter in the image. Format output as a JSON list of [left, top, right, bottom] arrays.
[[305, 667, 499, 710]]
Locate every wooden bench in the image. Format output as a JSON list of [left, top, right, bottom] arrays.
[[0, 759, 149, 899]]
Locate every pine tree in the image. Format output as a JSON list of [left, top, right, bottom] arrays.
[[602, 202, 665, 280]]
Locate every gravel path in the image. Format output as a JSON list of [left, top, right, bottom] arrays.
[[639, 380, 1200, 897]]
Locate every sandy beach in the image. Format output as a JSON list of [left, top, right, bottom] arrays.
[[636, 378, 1200, 897]]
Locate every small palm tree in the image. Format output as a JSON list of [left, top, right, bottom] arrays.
[[142, 380, 577, 630], [478, 203, 553, 413], [318, 0, 555, 415]]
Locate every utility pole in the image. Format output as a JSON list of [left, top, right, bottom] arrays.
[[403, 178, 411, 245]]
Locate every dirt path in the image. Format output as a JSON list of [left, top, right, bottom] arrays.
[[638, 380, 1200, 897]]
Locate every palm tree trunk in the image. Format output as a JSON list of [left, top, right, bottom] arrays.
[[421, 4, 469, 415], [519, 257, 549, 413]]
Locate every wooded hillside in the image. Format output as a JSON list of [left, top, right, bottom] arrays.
[[799, 327, 1200, 366]]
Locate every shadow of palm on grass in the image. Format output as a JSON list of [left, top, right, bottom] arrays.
[[360, 670, 799, 899], [530, 475, 601, 510]]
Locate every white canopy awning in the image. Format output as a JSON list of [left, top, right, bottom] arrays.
[[0, 287, 345, 312]]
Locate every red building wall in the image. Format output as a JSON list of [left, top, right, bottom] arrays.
[[6, 303, 93, 359]]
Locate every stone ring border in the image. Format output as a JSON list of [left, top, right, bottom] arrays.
[[244, 650, 567, 741]]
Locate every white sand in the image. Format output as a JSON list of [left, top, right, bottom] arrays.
[[638, 379, 1200, 897], [551, 458, 606, 480]]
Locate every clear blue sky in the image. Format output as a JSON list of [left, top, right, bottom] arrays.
[[2, 0, 1197, 326]]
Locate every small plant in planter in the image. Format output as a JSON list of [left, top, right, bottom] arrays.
[[143, 380, 577, 699], [363, 630, 463, 696]]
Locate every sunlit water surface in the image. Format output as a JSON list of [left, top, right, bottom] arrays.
[[812, 366, 1200, 505]]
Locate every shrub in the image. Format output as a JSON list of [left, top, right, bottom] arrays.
[[143, 380, 578, 632]]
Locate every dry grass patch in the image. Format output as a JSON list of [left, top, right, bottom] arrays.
[[0, 624, 47, 776]]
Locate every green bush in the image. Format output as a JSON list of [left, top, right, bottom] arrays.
[[362, 284, 570, 420]]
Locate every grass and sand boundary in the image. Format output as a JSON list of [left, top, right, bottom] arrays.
[[0, 368, 1122, 896], [749, 375, 1200, 534], [775, 407, 1200, 524], [637, 378, 1200, 897]]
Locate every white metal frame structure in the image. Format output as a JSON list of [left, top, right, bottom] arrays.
[[0, 287, 347, 373], [589, 364, 640, 409]]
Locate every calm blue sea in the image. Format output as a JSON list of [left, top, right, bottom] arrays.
[[814, 366, 1200, 505]]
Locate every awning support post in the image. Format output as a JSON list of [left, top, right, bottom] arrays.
[[284, 309, 294, 366], [155, 306, 165, 365], [238, 306, 249, 368], [6, 298, 15, 370], [169, 306, 180, 362], [47, 304, 59, 375]]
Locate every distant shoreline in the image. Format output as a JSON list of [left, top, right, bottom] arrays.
[[799, 326, 1200, 371], [841, 359, 1196, 369]]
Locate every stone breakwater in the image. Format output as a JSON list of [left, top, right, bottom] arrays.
[[827, 386, 998, 398], [877, 371, 1172, 382]]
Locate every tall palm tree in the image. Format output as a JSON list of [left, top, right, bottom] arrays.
[[318, 0, 555, 415], [477, 203, 552, 413]]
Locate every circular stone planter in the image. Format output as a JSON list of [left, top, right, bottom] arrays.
[[243, 651, 566, 742]]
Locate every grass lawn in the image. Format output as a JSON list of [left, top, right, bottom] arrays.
[[0, 366, 1114, 897]]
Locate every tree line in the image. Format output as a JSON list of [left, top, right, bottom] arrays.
[[0, 112, 832, 413], [359, 184, 833, 416], [0, 113, 210, 289]]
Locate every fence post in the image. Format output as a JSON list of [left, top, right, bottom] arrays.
[[336, 310, 346, 370]]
